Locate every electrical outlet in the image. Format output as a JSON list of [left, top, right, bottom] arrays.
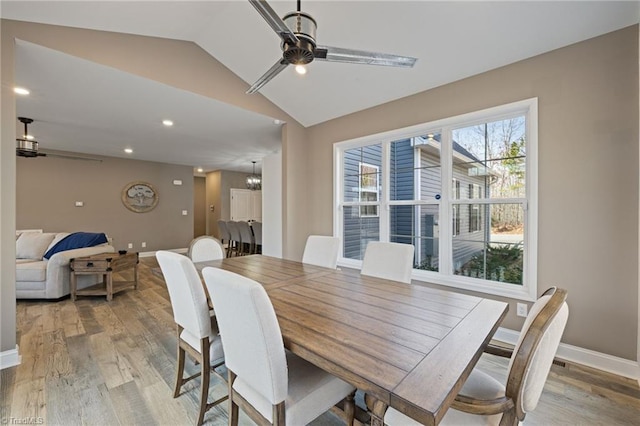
[[141, 242, 146, 248], [516, 303, 528, 317], [127, 243, 133, 249]]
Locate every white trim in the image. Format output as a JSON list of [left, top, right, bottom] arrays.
[[0, 346, 21, 370], [494, 328, 640, 380]]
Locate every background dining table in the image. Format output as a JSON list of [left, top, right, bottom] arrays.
[[195, 254, 509, 426]]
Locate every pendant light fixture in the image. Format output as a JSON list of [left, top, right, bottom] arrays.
[[246, 161, 262, 190]]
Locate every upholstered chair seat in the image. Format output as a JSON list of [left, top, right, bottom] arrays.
[[384, 287, 569, 426], [202, 266, 356, 426]]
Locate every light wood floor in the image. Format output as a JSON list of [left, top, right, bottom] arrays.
[[2, 257, 639, 425]]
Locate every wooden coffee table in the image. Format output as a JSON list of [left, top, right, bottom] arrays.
[[70, 252, 139, 301]]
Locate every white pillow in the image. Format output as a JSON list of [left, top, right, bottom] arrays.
[[16, 232, 56, 260]]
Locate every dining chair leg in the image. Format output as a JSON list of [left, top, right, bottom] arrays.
[[174, 330, 186, 398], [344, 391, 355, 426], [196, 337, 211, 426], [228, 370, 239, 426]]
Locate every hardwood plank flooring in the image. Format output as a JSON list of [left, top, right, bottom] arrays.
[[2, 257, 639, 425]]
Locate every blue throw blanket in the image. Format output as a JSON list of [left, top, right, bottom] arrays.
[[43, 232, 108, 260]]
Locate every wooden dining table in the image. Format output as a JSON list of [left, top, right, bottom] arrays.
[[195, 255, 509, 426]]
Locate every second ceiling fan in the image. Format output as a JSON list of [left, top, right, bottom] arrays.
[[247, 0, 417, 94]]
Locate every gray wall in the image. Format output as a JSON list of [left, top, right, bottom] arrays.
[[306, 26, 639, 360], [16, 151, 194, 252]]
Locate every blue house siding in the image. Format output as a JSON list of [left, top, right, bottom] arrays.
[[343, 145, 382, 260], [390, 140, 414, 251]]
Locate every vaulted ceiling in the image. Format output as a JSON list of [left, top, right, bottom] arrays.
[[3, 1, 638, 172]]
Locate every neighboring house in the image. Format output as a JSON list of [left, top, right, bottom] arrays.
[[343, 136, 489, 271]]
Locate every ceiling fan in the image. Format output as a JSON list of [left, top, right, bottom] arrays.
[[246, 0, 417, 94], [16, 117, 102, 162]]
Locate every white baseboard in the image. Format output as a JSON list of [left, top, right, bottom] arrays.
[[139, 248, 187, 258], [494, 327, 640, 381], [0, 345, 21, 370]]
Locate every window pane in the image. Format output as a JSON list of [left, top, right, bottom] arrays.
[[452, 203, 524, 285], [343, 144, 382, 202], [343, 206, 379, 260], [452, 117, 526, 199], [390, 134, 441, 201], [390, 204, 439, 272]]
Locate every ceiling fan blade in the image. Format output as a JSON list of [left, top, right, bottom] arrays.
[[247, 59, 289, 94], [315, 46, 417, 68], [40, 151, 103, 162], [249, 0, 299, 46]]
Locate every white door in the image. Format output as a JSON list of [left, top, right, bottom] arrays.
[[251, 190, 262, 222], [231, 189, 262, 221]]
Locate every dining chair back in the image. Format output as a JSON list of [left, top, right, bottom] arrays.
[[302, 235, 340, 269], [201, 267, 356, 425], [383, 287, 569, 426], [217, 220, 232, 251], [155, 251, 227, 426], [226, 221, 242, 257], [187, 236, 225, 263], [236, 221, 254, 255], [251, 222, 262, 254], [361, 241, 414, 283]]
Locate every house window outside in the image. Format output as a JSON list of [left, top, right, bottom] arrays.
[[334, 98, 537, 300]]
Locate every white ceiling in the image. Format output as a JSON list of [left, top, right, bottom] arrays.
[[3, 1, 639, 171]]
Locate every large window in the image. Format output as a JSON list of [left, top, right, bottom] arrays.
[[334, 99, 537, 300]]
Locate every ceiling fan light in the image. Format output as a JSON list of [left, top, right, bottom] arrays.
[[295, 65, 307, 75]]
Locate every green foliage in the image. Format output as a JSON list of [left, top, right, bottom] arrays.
[[416, 256, 438, 271], [463, 244, 523, 285]]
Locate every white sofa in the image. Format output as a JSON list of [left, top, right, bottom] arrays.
[[16, 231, 115, 299]]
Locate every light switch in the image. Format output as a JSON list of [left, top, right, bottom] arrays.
[[75, 201, 84, 207], [182, 210, 188, 216], [173, 179, 183, 185]]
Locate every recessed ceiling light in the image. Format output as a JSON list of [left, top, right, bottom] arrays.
[[14, 87, 30, 95], [295, 65, 307, 75], [162, 119, 174, 127], [273, 119, 282, 125], [196, 167, 204, 173], [124, 148, 133, 154]]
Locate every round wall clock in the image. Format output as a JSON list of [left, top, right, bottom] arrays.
[[121, 181, 159, 213]]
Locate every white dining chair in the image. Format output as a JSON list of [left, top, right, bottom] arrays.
[[384, 287, 569, 426], [360, 241, 414, 283], [226, 221, 242, 257], [155, 251, 227, 426], [302, 235, 340, 269], [187, 236, 225, 263], [201, 266, 356, 426]]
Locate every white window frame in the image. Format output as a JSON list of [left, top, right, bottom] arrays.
[[333, 98, 538, 301], [358, 162, 380, 218]]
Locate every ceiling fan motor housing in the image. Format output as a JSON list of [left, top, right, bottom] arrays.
[[282, 11, 317, 65], [16, 138, 39, 157]]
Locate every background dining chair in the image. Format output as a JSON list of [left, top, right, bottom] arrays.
[[187, 236, 225, 263], [360, 241, 414, 283], [201, 267, 356, 426], [217, 220, 232, 256], [155, 251, 227, 426], [301, 235, 340, 269], [236, 221, 255, 255], [250, 221, 262, 254], [226, 221, 242, 257], [383, 287, 569, 426]]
